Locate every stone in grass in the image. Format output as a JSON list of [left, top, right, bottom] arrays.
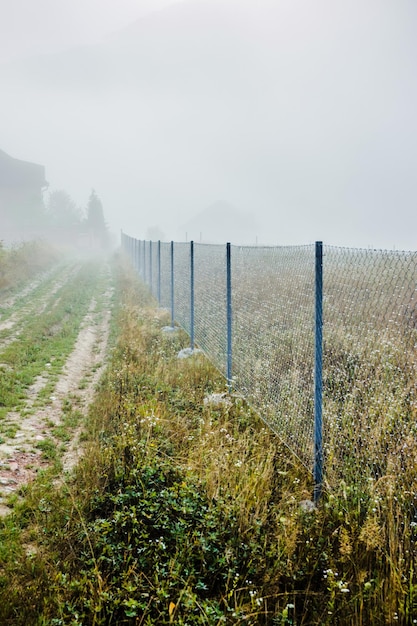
[[161, 325, 178, 334], [299, 499, 316, 513], [177, 347, 203, 359], [203, 392, 232, 409]]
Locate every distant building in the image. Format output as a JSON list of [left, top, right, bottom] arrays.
[[0, 148, 48, 241]]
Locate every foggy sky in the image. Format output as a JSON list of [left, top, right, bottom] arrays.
[[1, 0, 416, 249], [0, 0, 182, 62]]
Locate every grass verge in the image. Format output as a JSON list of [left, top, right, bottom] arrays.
[[0, 240, 60, 293], [0, 256, 415, 625]]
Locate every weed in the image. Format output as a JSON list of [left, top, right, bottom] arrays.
[[35, 438, 57, 461]]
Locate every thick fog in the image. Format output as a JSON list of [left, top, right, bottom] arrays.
[[1, 0, 416, 248]]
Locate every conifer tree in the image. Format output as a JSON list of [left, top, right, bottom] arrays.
[[86, 189, 108, 248]]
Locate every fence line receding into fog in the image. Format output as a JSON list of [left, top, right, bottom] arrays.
[[121, 233, 417, 504]]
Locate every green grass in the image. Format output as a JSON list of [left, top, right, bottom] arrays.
[[0, 262, 108, 414], [0, 240, 60, 294], [0, 423, 19, 438], [0, 255, 415, 624], [0, 263, 70, 336], [35, 438, 58, 461]]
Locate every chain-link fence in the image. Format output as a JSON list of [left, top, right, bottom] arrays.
[[231, 245, 316, 469], [121, 233, 417, 502], [323, 247, 417, 509]]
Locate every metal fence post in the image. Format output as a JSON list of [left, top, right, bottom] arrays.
[[157, 240, 161, 305], [226, 242, 232, 391], [149, 241, 153, 295], [170, 241, 175, 327], [142, 240, 146, 282], [314, 241, 324, 502], [138, 239, 142, 276], [190, 241, 195, 350]]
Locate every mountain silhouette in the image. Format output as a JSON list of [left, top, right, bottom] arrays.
[[183, 201, 259, 245]]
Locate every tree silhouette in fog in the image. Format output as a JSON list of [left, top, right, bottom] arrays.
[[46, 189, 82, 242], [86, 189, 108, 248]]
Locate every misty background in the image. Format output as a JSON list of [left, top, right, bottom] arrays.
[[1, 0, 416, 249]]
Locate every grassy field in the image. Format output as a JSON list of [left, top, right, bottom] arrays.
[[0, 240, 60, 293], [0, 251, 416, 624]]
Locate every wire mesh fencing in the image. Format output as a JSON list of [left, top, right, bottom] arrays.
[[173, 242, 192, 337], [193, 244, 229, 377], [159, 242, 172, 313], [121, 232, 417, 503], [322, 247, 417, 509], [231, 245, 316, 468]]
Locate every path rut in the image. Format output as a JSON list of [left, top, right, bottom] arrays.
[[0, 261, 113, 516]]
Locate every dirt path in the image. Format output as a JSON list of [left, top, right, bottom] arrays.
[[0, 263, 113, 516], [0, 263, 80, 351]]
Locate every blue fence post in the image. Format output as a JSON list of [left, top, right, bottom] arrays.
[[137, 239, 141, 276], [157, 240, 161, 305], [314, 241, 324, 503], [226, 242, 232, 391], [190, 241, 195, 350], [142, 240, 146, 282], [170, 241, 175, 327], [149, 241, 153, 294]]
